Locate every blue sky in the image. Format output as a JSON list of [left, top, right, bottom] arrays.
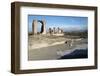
[[28, 15, 88, 32]]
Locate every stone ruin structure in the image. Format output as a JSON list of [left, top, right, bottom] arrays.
[[48, 27, 63, 35], [31, 18, 63, 35], [32, 19, 46, 35]]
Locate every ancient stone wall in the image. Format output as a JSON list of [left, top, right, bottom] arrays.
[[32, 19, 46, 35]]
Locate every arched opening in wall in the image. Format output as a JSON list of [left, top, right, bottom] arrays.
[[37, 21, 43, 34]]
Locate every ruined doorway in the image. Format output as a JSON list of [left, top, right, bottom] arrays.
[[37, 21, 43, 34], [37, 20, 44, 34], [32, 19, 46, 35]]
